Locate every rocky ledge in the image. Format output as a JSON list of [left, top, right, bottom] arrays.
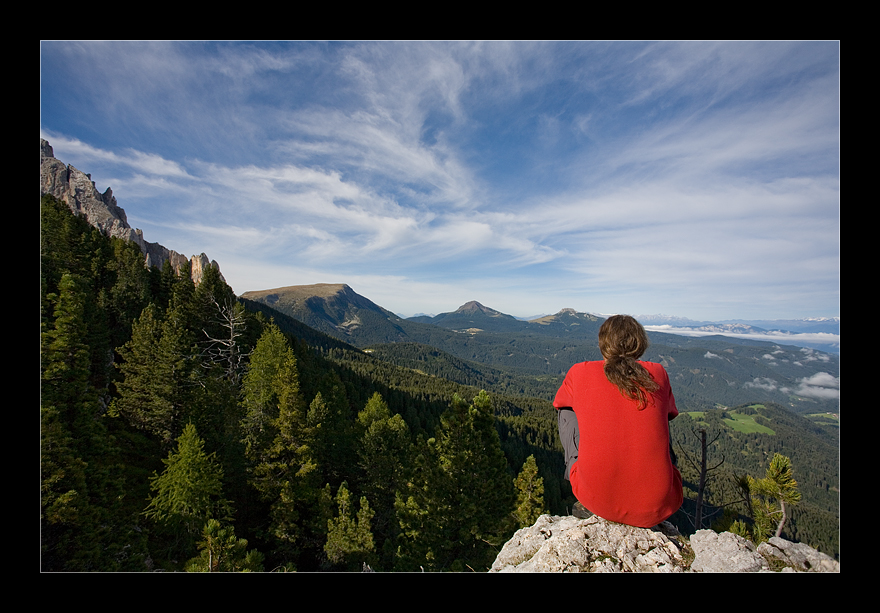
[[490, 514, 839, 573]]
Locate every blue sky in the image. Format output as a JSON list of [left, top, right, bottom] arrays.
[[40, 41, 839, 321]]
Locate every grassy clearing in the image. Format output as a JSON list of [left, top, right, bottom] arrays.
[[722, 412, 775, 435], [807, 412, 839, 429], [685, 410, 776, 435], [807, 412, 839, 422]]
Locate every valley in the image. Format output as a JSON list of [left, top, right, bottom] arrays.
[[240, 283, 841, 559], [242, 283, 841, 558], [241, 283, 841, 417], [41, 139, 840, 570], [243, 290, 839, 552]]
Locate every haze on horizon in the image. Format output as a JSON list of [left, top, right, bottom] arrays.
[[40, 41, 840, 323]]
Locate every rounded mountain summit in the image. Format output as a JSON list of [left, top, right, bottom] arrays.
[[240, 283, 604, 348], [241, 283, 417, 346]]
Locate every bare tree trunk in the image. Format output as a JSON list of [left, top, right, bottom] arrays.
[[695, 429, 707, 529], [775, 500, 787, 538], [201, 296, 248, 383]]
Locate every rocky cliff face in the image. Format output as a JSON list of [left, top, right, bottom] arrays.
[[40, 138, 222, 284], [490, 514, 839, 573]]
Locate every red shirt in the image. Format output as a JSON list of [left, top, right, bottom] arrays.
[[553, 361, 682, 527]]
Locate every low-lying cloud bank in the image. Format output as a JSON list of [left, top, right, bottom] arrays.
[[645, 325, 839, 353]]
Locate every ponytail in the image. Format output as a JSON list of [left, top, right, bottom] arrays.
[[598, 315, 659, 409]]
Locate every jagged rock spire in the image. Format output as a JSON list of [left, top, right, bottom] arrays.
[[40, 138, 223, 285]]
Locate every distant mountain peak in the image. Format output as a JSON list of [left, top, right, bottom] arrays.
[[529, 308, 602, 326], [244, 283, 351, 299], [456, 301, 503, 316], [241, 282, 404, 340], [241, 283, 384, 314]]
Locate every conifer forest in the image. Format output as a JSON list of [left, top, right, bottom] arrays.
[[40, 193, 839, 571]]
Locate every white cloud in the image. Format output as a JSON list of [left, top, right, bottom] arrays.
[[800, 372, 839, 387], [41, 41, 839, 322], [745, 378, 778, 391], [41, 131, 192, 179], [800, 347, 832, 362], [794, 372, 840, 400]]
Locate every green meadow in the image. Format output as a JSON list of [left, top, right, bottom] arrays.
[[806, 412, 840, 428], [686, 406, 776, 435]]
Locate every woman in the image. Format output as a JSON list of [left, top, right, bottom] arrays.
[[554, 315, 682, 528]]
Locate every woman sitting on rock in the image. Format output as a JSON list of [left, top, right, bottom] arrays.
[[554, 314, 682, 528]]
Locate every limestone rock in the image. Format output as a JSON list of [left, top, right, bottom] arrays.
[[40, 139, 140, 245], [491, 515, 839, 573], [757, 536, 840, 572], [40, 138, 223, 285], [689, 529, 769, 572], [490, 514, 689, 573]]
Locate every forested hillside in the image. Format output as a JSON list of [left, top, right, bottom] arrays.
[[41, 193, 839, 570], [669, 404, 839, 558], [40, 193, 560, 571], [245, 285, 840, 417]]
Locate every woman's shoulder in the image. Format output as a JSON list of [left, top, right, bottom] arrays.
[[640, 361, 670, 379], [639, 360, 666, 369], [567, 360, 605, 377], [576, 360, 605, 370]]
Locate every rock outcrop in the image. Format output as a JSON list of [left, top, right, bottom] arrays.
[[40, 138, 222, 285], [490, 514, 839, 573]]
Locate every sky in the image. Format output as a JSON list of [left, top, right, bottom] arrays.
[[40, 41, 840, 321]]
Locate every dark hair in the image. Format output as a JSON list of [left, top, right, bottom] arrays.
[[598, 315, 659, 409]]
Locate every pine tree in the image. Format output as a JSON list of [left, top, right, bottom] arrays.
[[143, 423, 233, 553], [191, 264, 236, 349], [40, 195, 95, 313], [112, 303, 193, 446], [357, 392, 411, 559], [41, 273, 131, 570], [747, 453, 802, 541], [41, 204, 150, 571], [358, 393, 411, 512], [307, 377, 356, 490], [168, 259, 196, 317], [395, 391, 514, 571], [42, 274, 91, 405], [512, 454, 546, 528], [324, 482, 376, 570], [40, 405, 90, 570], [185, 519, 265, 572], [240, 322, 290, 464], [253, 348, 319, 563], [105, 235, 152, 350]]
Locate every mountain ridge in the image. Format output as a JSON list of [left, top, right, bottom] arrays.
[[40, 138, 223, 285], [40, 136, 839, 569], [240, 282, 411, 345], [243, 282, 840, 415]]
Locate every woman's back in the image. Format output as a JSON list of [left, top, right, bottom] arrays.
[[554, 357, 682, 527]]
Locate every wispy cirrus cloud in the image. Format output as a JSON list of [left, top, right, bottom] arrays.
[[41, 41, 839, 320]]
